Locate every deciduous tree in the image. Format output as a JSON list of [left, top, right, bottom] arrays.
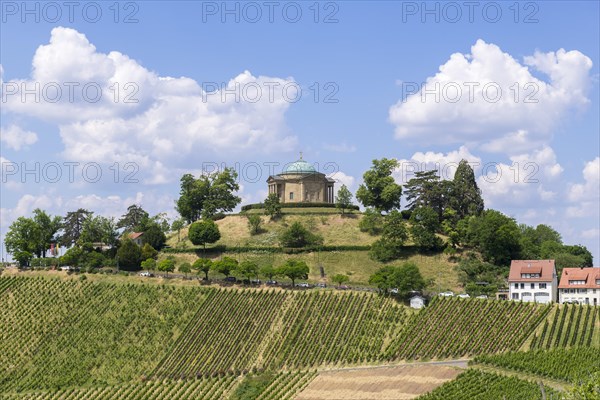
[[356, 158, 402, 213]]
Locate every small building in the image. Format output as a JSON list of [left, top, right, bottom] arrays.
[[558, 267, 600, 306], [267, 155, 335, 204], [410, 295, 426, 309], [127, 232, 144, 246], [508, 260, 557, 303]]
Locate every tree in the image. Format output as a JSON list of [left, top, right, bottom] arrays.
[[179, 262, 192, 278], [5, 217, 38, 264], [466, 210, 522, 266], [356, 158, 402, 213], [157, 258, 175, 277], [188, 220, 221, 250], [369, 211, 408, 262], [151, 212, 171, 233], [32, 209, 62, 257], [140, 243, 158, 261], [247, 215, 262, 235], [212, 256, 238, 278], [80, 215, 118, 248], [142, 224, 167, 250], [279, 222, 323, 248], [175, 169, 241, 223], [451, 160, 484, 219], [116, 239, 142, 271], [278, 259, 309, 286], [335, 185, 353, 215], [409, 206, 443, 250], [171, 218, 185, 242], [117, 204, 149, 232], [141, 258, 156, 273], [369, 262, 425, 297], [331, 273, 349, 286], [259, 264, 278, 280], [193, 258, 213, 280], [238, 261, 259, 282], [358, 208, 384, 235], [264, 193, 282, 219], [60, 209, 92, 247], [404, 171, 453, 222]]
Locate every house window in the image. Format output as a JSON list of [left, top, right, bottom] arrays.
[[578, 289, 587, 294], [521, 273, 541, 278], [569, 280, 586, 285], [514, 283, 518, 289], [569, 289, 575, 293], [539, 283, 547, 289], [530, 283, 535, 289], [512, 293, 519, 300], [520, 283, 525, 289], [289, 192, 294, 200]]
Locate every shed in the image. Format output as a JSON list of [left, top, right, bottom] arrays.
[[410, 295, 426, 309]]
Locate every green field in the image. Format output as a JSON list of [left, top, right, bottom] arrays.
[[2, 274, 598, 399]]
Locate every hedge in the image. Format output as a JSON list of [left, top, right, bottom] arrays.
[[241, 202, 360, 212], [162, 244, 372, 255]]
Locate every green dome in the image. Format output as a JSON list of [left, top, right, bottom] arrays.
[[283, 158, 316, 174]]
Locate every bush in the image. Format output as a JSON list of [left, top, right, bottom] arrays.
[[359, 208, 383, 235], [241, 202, 359, 212], [116, 239, 142, 271], [188, 219, 221, 249], [279, 222, 323, 248]]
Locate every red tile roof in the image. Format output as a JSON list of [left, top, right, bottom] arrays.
[[508, 260, 556, 282], [128, 232, 144, 240], [558, 267, 600, 289]]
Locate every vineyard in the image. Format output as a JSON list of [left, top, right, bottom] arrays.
[[416, 369, 561, 400], [529, 304, 599, 350], [385, 297, 550, 360], [0, 276, 205, 392], [2, 275, 598, 399], [155, 290, 406, 377], [473, 347, 600, 384]]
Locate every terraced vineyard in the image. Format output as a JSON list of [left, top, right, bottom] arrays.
[[416, 369, 561, 400], [474, 347, 600, 384], [0, 276, 205, 392], [529, 304, 599, 350], [2, 274, 598, 399], [385, 297, 550, 360], [155, 290, 407, 377], [0, 377, 239, 400]]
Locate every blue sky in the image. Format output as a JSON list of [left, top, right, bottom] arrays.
[[1, 1, 599, 262]]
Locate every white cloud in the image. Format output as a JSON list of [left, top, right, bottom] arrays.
[[389, 40, 593, 155], [478, 146, 563, 208], [566, 157, 600, 218], [323, 142, 356, 153], [0, 125, 38, 150], [3, 27, 298, 184], [327, 171, 356, 198], [394, 146, 482, 184], [581, 228, 600, 239]]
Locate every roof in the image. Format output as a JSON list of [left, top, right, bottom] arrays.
[[282, 157, 317, 174], [508, 260, 556, 282], [128, 232, 144, 240], [558, 267, 600, 289]]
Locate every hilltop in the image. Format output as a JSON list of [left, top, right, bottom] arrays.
[[163, 211, 461, 291]]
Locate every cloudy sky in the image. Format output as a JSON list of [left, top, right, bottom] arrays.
[[1, 1, 598, 262]]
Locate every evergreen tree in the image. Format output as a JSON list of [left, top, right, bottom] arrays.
[[451, 160, 484, 219]]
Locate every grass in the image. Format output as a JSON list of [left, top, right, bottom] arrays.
[[167, 213, 376, 248], [158, 249, 460, 291]]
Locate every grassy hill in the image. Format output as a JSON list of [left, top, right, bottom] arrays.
[[2, 274, 597, 399], [164, 212, 461, 291]]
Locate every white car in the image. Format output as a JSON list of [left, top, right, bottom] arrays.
[[457, 293, 471, 298], [139, 271, 153, 277], [439, 291, 454, 297], [476, 295, 488, 299]]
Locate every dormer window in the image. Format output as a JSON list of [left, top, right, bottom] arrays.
[[569, 280, 586, 285], [521, 273, 540, 278]]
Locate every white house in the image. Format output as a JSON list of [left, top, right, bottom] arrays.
[[410, 295, 426, 309], [508, 260, 557, 304], [558, 267, 600, 306]]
